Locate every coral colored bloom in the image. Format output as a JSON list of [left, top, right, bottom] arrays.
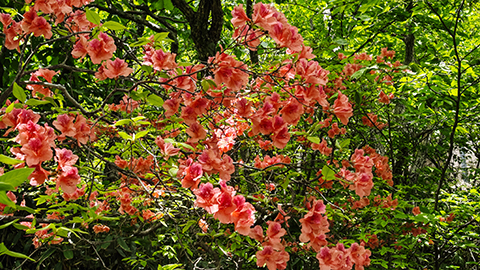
[[194, 182, 220, 214], [150, 49, 177, 70], [249, 225, 264, 242], [56, 166, 81, 194], [87, 32, 116, 64], [186, 121, 207, 143], [21, 9, 37, 34], [256, 246, 290, 270], [71, 35, 89, 60], [163, 98, 180, 117], [333, 91, 353, 125], [29, 16, 52, 39], [181, 161, 203, 190], [280, 98, 304, 125], [214, 181, 236, 223], [155, 136, 180, 159], [0, 13, 12, 30], [209, 52, 249, 92], [271, 127, 290, 149], [93, 224, 110, 233], [53, 114, 76, 140], [231, 5, 250, 27], [231, 195, 255, 235], [412, 206, 421, 216], [28, 164, 50, 186], [54, 148, 79, 170], [103, 58, 134, 79], [378, 90, 394, 104], [4, 22, 22, 51]]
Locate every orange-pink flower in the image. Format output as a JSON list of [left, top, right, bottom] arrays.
[[54, 148, 79, 170], [256, 245, 290, 270], [186, 121, 207, 143], [231, 195, 255, 235], [87, 32, 116, 64], [231, 4, 250, 27], [280, 98, 304, 125], [209, 52, 249, 92], [181, 160, 203, 190], [194, 182, 220, 214], [333, 91, 353, 125], [4, 22, 22, 51], [214, 181, 236, 224], [150, 48, 177, 71], [53, 114, 76, 140], [412, 206, 421, 216], [71, 35, 89, 60], [103, 58, 134, 79], [56, 166, 81, 194], [28, 164, 50, 186]]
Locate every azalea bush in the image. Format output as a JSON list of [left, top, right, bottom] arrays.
[[0, 0, 479, 270]]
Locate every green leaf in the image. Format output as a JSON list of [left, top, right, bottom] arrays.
[[147, 94, 164, 107], [163, 0, 174, 10], [118, 132, 133, 141], [26, 99, 51, 106], [351, 68, 366, 80], [201, 80, 211, 91], [154, 32, 170, 43], [307, 136, 320, 144], [0, 183, 15, 191], [177, 62, 194, 67], [132, 116, 146, 122], [281, 178, 290, 189], [13, 223, 30, 230], [182, 220, 196, 233], [333, 38, 349, 45], [5, 102, 14, 113], [0, 219, 19, 230], [12, 82, 26, 103], [0, 154, 24, 165], [135, 130, 149, 140], [159, 264, 183, 270], [168, 167, 178, 177], [85, 8, 101, 25], [177, 142, 194, 151], [102, 21, 126, 30], [117, 237, 131, 252], [44, 97, 59, 107], [358, 15, 371, 21], [130, 38, 151, 47], [321, 165, 335, 181], [0, 168, 35, 188], [339, 139, 351, 149], [0, 243, 35, 262], [63, 249, 73, 260], [0, 191, 15, 207], [114, 119, 132, 126]]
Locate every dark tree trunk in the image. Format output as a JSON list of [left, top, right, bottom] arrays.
[[172, 0, 224, 62]]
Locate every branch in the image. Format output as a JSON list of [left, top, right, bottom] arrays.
[[21, 81, 90, 115]]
